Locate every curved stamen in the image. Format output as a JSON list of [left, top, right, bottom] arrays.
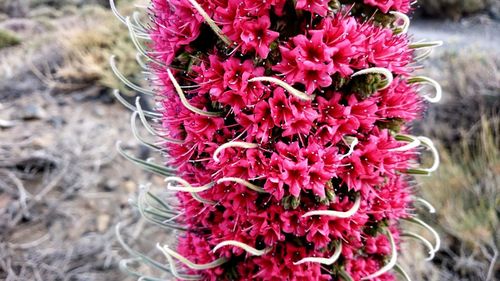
[[405, 217, 440, 253], [293, 242, 342, 265], [351, 67, 394, 90], [361, 229, 397, 280], [249, 76, 315, 101], [302, 195, 361, 218], [185, 0, 232, 46], [417, 136, 440, 173], [213, 142, 259, 162], [165, 176, 214, 193], [401, 231, 435, 261], [110, 0, 144, 32], [413, 48, 433, 62], [408, 76, 442, 103], [113, 90, 161, 118], [135, 97, 185, 144], [390, 11, 410, 34], [166, 68, 221, 117], [414, 197, 436, 214], [125, 17, 166, 68], [159, 244, 227, 270], [217, 177, 266, 193], [156, 244, 202, 280], [131, 112, 163, 151], [394, 264, 412, 281], [191, 192, 217, 205], [212, 240, 272, 256], [136, 53, 150, 70], [339, 270, 354, 281], [339, 136, 359, 160], [390, 134, 421, 152], [409, 41, 443, 49], [116, 141, 177, 177], [110, 55, 154, 96]]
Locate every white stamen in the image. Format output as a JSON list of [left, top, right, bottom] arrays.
[[339, 136, 359, 160], [394, 264, 412, 281], [156, 244, 202, 280], [408, 76, 442, 103], [160, 244, 227, 270], [110, 55, 154, 96], [166, 68, 221, 117], [217, 177, 266, 193], [212, 240, 271, 256], [351, 67, 394, 90], [213, 141, 258, 162], [409, 41, 443, 49], [186, 0, 233, 46], [401, 231, 436, 261], [390, 11, 410, 34], [249, 76, 315, 101], [414, 197, 436, 214], [417, 136, 440, 173], [390, 134, 421, 152], [165, 176, 214, 193], [302, 195, 361, 218], [293, 242, 342, 265], [406, 217, 440, 253]]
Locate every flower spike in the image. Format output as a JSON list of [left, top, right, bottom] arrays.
[[212, 241, 272, 256], [302, 195, 361, 218], [408, 76, 442, 103], [249, 76, 315, 100], [361, 229, 397, 280], [351, 67, 394, 90], [293, 242, 342, 265], [213, 141, 259, 162]]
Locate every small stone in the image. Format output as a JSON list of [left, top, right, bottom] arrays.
[[13, 104, 47, 121], [97, 214, 110, 232]]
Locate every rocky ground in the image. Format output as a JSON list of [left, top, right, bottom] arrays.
[[0, 1, 498, 281]]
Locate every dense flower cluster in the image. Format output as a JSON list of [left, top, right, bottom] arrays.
[[144, 0, 431, 280]]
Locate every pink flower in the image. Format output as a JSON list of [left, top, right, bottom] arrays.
[[240, 16, 279, 58]]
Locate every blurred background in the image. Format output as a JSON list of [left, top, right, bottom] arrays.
[[0, 0, 498, 280]]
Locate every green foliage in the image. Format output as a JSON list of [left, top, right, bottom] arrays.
[[0, 29, 21, 49]]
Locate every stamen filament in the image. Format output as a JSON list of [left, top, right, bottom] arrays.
[[390, 134, 421, 152], [339, 136, 359, 160], [159, 245, 227, 270], [401, 231, 435, 261], [156, 244, 202, 280], [351, 67, 394, 90], [185, 0, 233, 46], [212, 240, 272, 256], [293, 242, 342, 265], [408, 76, 442, 103], [110, 55, 154, 96], [409, 41, 443, 49], [389, 11, 410, 34], [217, 177, 266, 193], [302, 195, 361, 218], [113, 90, 161, 118], [165, 176, 214, 193], [166, 68, 221, 117], [405, 217, 440, 253], [249, 76, 315, 101], [213, 142, 259, 162]]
